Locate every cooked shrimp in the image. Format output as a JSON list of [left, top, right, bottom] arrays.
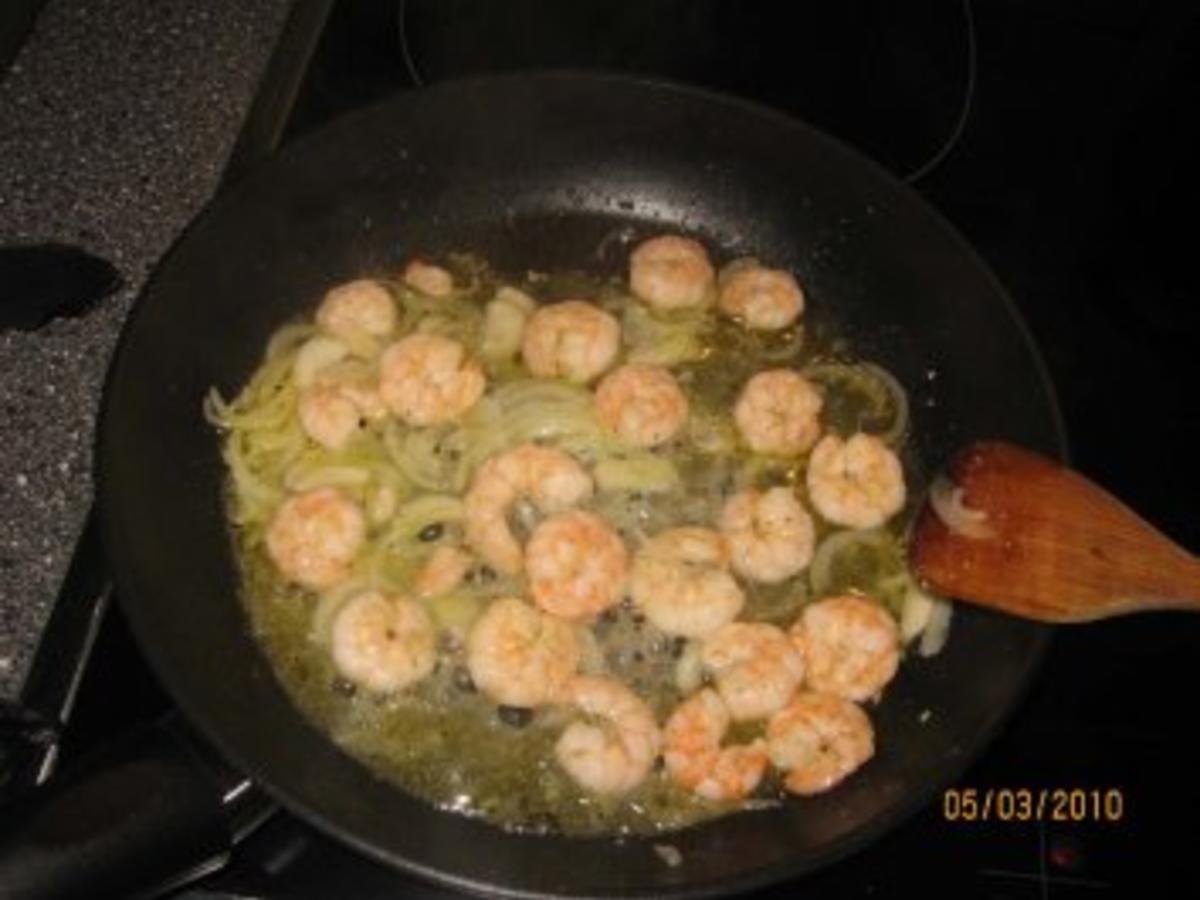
[[379, 334, 486, 426], [702, 622, 804, 721], [717, 263, 804, 330], [806, 433, 905, 529], [403, 259, 455, 297], [594, 364, 689, 448], [298, 382, 361, 450], [298, 376, 387, 450], [789, 594, 899, 702], [521, 300, 620, 383], [719, 487, 815, 584], [629, 235, 715, 311], [413, 544, 473, 599], [663, 688, 768, 801], [330, 591, 436, 693], [337, 379, 388, 420], [266, 487, 366, 590], [629, 527, 744, 639], [767, 691, 874, 795], [463, 443, 594, 576], [466, 597, 581, 707], [316, 279, 397, 341], [733, 370, 823, 455], [554, 675, 660, 795], [526, 510, 628, 621]]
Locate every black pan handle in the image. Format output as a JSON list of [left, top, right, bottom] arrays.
[[0, 715, 270, 899]]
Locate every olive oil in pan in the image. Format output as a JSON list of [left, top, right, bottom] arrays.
[[230, 257, 924, 836]]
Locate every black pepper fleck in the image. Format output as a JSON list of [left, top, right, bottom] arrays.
[[497, 705, 533, 728], [452, 667, 476, 693]]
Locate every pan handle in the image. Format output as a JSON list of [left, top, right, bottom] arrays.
[[0, 714, 271, 899]]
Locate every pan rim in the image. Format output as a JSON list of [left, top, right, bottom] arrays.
[[95, 69, 1065, 898]]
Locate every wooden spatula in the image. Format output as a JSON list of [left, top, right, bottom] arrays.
[[909, 442, 1200, 623]]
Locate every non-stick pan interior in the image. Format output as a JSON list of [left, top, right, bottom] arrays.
[[97, 74, 1061, 898]]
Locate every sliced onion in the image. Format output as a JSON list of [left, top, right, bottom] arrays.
[[292, 336, 349, 388], [310, 578, 371, 646], [384, 424, 459, 492], [202, 387, 229, 427], [803, 361, 909, 445], [266, 322, 317, 360], [384, 494, 465, 541], [861, 362, 909, 445], [595, 456, 681, 494], [929, 475, 995, 539], [481, 294, 531, 361], [917, 598, 954, 657], [674, 640, 704, 694], [622, 302, 708, 366], [284, 464, 370, 492], [428, 591, 485, 641], [899, 585, 935, 643], [809, 528, 892, 596]]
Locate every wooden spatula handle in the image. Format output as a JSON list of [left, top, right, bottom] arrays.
[[1025, 452, 1200, 612]]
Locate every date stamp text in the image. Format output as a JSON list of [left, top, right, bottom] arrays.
[[942, 788, 1124, 823]]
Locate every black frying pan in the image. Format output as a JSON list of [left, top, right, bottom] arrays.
[[3, 74, 1064, 898]]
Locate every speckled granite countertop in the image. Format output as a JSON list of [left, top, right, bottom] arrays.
[[0, 0, 292, 700]]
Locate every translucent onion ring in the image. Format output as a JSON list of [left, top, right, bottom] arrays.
[[803, 361, 909, 445], [928, 475, 995, 540]]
